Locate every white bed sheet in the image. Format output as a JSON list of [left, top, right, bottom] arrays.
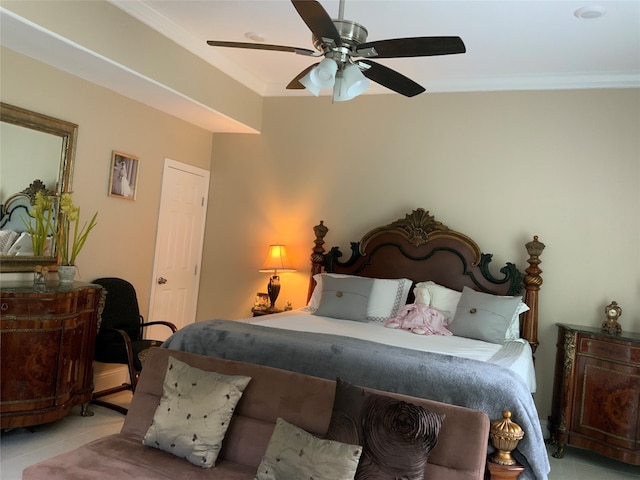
[[248, 309, 536, 393]]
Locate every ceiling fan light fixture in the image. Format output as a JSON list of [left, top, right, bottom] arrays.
[[300, 71, 321, 96], [209, 0, 466, 100], [342, 63, 370, 97], [310, 57, 338, 89], [332, 75, 353, 102]]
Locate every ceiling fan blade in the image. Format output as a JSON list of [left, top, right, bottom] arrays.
[[356, 37, 466, 58], [207, 40, 316, 56], [291, 0, 342, 47], [358, 60, 425, 97], [286, 64, 318, 89]]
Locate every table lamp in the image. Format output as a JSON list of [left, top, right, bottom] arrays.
[[259, 244, 296, 309]]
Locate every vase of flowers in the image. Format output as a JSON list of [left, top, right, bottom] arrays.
[[57, 193, 98, 283]]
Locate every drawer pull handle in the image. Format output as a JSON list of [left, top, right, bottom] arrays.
[[1, 303, 7, 311]]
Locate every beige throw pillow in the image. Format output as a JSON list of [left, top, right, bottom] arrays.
[[143, 356, 251, 468], [256, 417, 362, 480]]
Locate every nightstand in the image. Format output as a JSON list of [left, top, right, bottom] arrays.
[[251, 307, 283, 317], [550, 323, 640, 465]]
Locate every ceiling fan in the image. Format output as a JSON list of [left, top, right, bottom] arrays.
[[207, 0, 465, 101]]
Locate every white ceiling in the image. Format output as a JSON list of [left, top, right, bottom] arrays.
[[110, 0, 640, 96]]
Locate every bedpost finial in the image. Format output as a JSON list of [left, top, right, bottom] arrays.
[[314, 220, 328, 240], [489, 410, 525, 466], [525, 236, 545, 258], [309, 220, 329, 303]]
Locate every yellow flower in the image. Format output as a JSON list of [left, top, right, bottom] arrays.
[[23, 192, 56, 256], [57, 193, 98, 266]]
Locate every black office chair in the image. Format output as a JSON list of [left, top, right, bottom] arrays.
[[92, 277, 177, 414]]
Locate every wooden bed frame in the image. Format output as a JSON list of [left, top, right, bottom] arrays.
[[0, 179, 56, 231], [307, 208, 546, 478], [308, 208, 545, 357]]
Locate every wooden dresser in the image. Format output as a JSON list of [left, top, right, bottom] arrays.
[[1, 281, 104, 429], [550, 323, 640, 465]]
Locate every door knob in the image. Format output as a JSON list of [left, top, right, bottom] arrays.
[[157, 277, 168, 285]]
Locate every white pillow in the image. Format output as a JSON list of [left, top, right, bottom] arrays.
[[6, 232, 33, 256], [0, 230, 19, 254], [505, 301, 529, 341], [5, 231, 54, 256], [413, 281, 462, 320], [143, 357, 251, 468], [255, 417, 362, 480], [309, 273, 412, 323]]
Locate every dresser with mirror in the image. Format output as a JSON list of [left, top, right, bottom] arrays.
[[0, 104, 104, 428]]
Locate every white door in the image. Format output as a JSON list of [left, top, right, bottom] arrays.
[[147, 158, 210, 339]]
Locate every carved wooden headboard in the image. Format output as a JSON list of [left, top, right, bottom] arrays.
[[308, 208, 544, 354], [0, 179, 56, 232]]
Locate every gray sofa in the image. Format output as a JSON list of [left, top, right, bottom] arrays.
[[23, 347, 490, 480]]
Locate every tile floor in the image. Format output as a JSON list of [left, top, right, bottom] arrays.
[[1, 392, 131, 480], [1, 392, 639, 479]]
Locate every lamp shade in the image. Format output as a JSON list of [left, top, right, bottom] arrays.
[[300, 71, 321, 96], [333, 74, 354, 102], [310, 57, 338, 89], [342, 63, 370, 98], [259, 244, 296, 273]]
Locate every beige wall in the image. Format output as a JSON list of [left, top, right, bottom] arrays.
[[203, 91, 640, 423], [0, 47, 214, 314]]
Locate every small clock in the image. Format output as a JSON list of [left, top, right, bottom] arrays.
[[601, 301, 622, 335]]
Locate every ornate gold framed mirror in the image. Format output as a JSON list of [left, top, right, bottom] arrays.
[[0, 102, 77, 272]]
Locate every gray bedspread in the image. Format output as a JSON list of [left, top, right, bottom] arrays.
[[162, 319, 550, 480]]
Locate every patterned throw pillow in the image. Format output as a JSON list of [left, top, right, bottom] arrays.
[[256, 417, 362, 480], [325, 378, 444, 480], [143, 356, 251, 468]]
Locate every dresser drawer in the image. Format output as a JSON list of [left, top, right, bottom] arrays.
[[578, 336, 640, 365], [0, 296, 74, 316]]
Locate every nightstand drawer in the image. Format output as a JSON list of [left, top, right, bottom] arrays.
[[578, 336, 640, 365]]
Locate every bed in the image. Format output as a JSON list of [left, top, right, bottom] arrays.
[[163, 208, 550, 480]]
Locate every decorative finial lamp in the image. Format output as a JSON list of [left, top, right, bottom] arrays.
[[259, 244, 296, 310]]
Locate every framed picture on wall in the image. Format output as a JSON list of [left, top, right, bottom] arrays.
[[109, 151, 139, 200]]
